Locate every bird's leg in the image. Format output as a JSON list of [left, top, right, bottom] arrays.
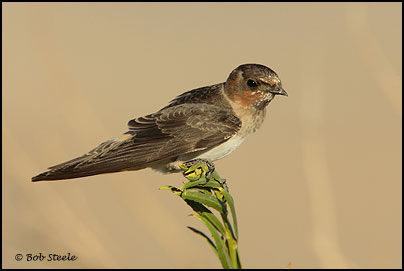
[[182, 158, 215, 183], [221, 178, 229, 192]]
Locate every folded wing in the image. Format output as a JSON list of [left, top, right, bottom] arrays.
[[32, 103, 241, 181]]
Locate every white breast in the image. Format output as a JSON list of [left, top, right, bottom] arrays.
[[190, 135, 246, 161], [151, 134, 247, 174]]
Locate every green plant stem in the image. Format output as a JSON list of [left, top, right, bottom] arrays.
[[160, 162, 242, 269]]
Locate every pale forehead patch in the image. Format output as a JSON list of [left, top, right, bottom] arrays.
[[269, 77, 281, 86], [259, 77, 280, 87]]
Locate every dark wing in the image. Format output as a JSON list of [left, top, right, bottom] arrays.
[[32, 103, 241, 181], [127, 103, 241, 162]]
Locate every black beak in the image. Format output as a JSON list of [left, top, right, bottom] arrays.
[[270, 87, 288, 97]]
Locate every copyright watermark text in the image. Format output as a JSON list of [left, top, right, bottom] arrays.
[[15, 253, 78, 262]]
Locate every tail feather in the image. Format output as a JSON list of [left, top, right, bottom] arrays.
[[31, 157, 147, 182], [31, 137, 148, 182]]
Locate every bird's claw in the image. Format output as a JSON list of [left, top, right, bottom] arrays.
[[221, 178, 229, 192]]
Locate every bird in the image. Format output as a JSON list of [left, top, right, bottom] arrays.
[[32, 64, 287, 182]]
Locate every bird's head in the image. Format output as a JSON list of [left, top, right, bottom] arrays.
[[225, 64, 287, 110]]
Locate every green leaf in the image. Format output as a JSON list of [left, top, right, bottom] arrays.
[[210, 170, 222, 181], [182, 163, 210, 181], [181, 191, 226, 213], [185, 200, 226, 236], [159, 185, 175, 190], [192, 214, 232, 269], [202, 181, 222, 189], [220, 187, 238, 239], [159, 185, 182, 196], [187, 226, 218, 257], [185, 162, 210, 174], [181, 177, 208, 189]]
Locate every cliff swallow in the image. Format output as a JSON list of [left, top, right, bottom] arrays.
[[32, 64, 287, 182]]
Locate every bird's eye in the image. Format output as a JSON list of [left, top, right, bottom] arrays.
[[247, 79, 258, 89]]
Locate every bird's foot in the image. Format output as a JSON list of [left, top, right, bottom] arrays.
[[221, 178, 229, 192]]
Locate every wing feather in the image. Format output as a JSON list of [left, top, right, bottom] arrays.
[[32, 103, 241, 181]]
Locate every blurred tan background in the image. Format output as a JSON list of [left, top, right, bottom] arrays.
[[2, 3, 402, 269]]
